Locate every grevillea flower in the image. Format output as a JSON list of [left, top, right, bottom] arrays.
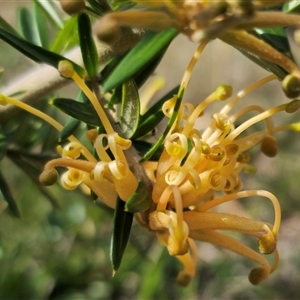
[[95, 0, 300, 98], [1, 40, 300, 287]]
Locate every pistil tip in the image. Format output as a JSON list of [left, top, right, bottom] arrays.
[[248, 267, 268, 285], [58, 60, 75, 79], [282, 74, 300, 99], [39, 168, 59, 186]]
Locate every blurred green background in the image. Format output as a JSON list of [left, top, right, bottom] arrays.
[[1, 2, 300, 299]]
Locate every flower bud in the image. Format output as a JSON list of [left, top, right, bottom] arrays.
[[60, 0, 85, 15], [94, 16, 122, 45]]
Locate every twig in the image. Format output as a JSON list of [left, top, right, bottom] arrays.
[[0, 28, 145, 123]]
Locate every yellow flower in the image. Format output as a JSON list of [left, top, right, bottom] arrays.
[[1, 38, 300, 287], [141, 42, 300, 286], [0, 61, 138, 209]]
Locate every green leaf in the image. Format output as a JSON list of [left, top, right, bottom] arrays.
[[18, 7, 42, 46], [51, 97, 102, 126], [0, 27, 85, 77], [34, 0, 64, 29], [7, 152, 61, 209], [133, 85, 179, 139], [59, 90, 89, 141], [59, 118, 81, 142], [0, 170, 21, 218], [140, 86, 183, 162], [33, 2, 49, 49], [125, 180, 151, 213], [110, 196, 133, 273], [283, 0, 300, 13], [102, 28, 178, 92], [86, 0, 108, 15], [235, 46, 288, 80], [133, 140, 163, 161], [134, 50, 166, 89], [254, 27, 290, 53], [119, 79, 140, 138], [106, 84, 123, 110], [51, 16, 78, 53], [0, 14, 21, 37], [78, 13, 99, 77], [0, 126, 7, 161]]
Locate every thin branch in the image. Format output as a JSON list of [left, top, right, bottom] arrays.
[[0, 28, 145, 123]]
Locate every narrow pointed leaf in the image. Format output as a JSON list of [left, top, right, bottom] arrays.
[[283, 0, 300, 13], [254, 27, 290, 53], [0, 28, 85, 77], [18, 7, 42, 46], [51, 16, 78, 53], [235, 46, 287, 80], [86, 0, 108, 15], [0, 170, 21, 218], [59, 90, 89, 141], [0, 15, 20, 36], [102, 28, 178, 92], [100, 55, 124, 82], [59, 118, 81, 142], [111, 196, 133, 273], [125, 180, 151, 213], [51, 97, 102, 126], [141, 86, 183, 162], [34, 0, 64, 29], [134, 50, 166, 89], [133, 140, 163, 161], [133, 85, 179, 139], [33, 2, 49, 48], [78, 13, 99, 77], [119, 79, 140, 138]]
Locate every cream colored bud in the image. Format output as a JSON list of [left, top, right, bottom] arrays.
[[94, 15, 122, 44], [60, 0, 85, 15]]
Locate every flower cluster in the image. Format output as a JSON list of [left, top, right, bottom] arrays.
[[2, 0, 300, 284], [94, 0, 300, 99], [2, 39, 300, 286]]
